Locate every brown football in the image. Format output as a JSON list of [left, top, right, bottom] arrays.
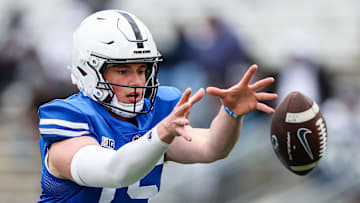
[[270, 91, 327, 175]]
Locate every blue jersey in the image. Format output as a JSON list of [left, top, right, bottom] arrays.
[[38, 86, 181, 203]]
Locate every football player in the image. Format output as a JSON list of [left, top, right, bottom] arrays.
[[38, 10, 277, 203]]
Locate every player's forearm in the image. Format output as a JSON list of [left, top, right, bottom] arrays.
[[206, 106, 242, 160], [70, 126, 169, 188]]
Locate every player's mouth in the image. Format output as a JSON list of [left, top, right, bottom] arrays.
[[126, 92, 141, 103]]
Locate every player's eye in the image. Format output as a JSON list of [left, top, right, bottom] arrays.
[[116, 70, 126, 74], [112, 68, 127, 74], [138, 68, 146, 74]]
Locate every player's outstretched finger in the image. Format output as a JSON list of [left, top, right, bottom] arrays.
[[175, 102, 191, 116], [256, 102, 275, 114], [189, 88, 205, 105], [256, 92, 278, 101], [240, 64, 258, 85], [177, 88, 192, 106], [250, 77, 275, 91]]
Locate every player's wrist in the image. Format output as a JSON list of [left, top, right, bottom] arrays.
[[223, 105, 242, 119], [157, 123, 175, 144], [149, 126, 171, 147]]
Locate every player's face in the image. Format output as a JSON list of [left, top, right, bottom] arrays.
[[104, 63, 147, 104]]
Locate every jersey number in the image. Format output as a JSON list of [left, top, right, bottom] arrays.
[[98, 180, 159, 202]]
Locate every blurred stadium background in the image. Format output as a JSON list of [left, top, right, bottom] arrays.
[[0, 0, 360, 202]]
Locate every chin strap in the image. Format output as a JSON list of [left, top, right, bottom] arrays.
[[110, 96, 144, 118]]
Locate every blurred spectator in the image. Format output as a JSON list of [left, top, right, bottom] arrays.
[[161, 25, 192, 68], [277, 57, 332, 105], [184, 16, 254, 88], [0, 11, 29, 105], [0, 0, 91, 139], [159, 24, 208, 127], [160, 15, 260, 127], [162, 15, 255, 87], [276, 32, 332, 105]]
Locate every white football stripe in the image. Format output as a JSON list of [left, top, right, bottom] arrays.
[[39, 128, 90, 137], [285, 102, 319, 123], [40, 119, 89, 130], [290, 161, 319, 171]]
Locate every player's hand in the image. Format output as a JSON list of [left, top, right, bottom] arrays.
[[206, 64, 277, 116], [158, 88, 204, 144]]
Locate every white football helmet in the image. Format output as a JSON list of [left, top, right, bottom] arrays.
[[69, 10, 162, 118]]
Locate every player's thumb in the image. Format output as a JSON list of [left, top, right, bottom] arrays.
[[206, 87, 226, 97]]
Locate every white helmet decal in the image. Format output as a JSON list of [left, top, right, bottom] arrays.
[[69, 10, 162, 117]]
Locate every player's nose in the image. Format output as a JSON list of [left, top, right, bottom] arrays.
[[128, 73, 144, 86]]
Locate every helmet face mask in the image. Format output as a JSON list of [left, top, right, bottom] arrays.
[[94, 56, 161, 115], [69, 10, 162, 117]]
